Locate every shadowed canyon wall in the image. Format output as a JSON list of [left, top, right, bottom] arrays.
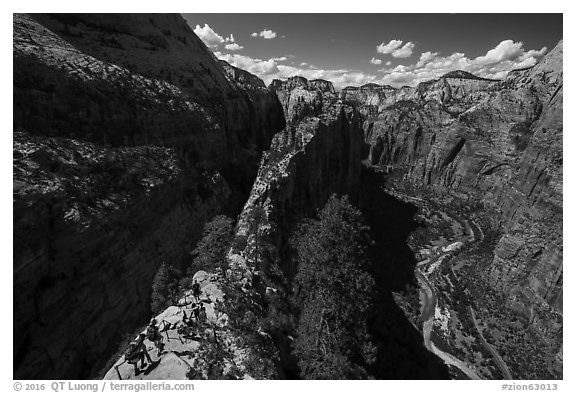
[[13, 13, 284, 379]]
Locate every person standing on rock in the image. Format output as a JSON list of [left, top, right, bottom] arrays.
[[192, 280, 201, 301], [124, 333, 152, 375], [183, 303, 198, 325], [199, 304, 207, 324], [146, 318, 163, 357], [193, 302, 201, 324]]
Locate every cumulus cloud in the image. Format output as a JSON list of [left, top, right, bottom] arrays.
[[252, 29, 277, 39], [194, 24, 244, 51], [214, 51, 377, 88], [474, 39, 524, 64], [215, 52, 280, 75], [216, 39, 548, 90], [377, 39, 416, 58], [377, 39, 403, 54], [376, 39, 548, 87], [194, 24, 225, 48], [392, 42, 415, 58], [369, 57, 383, 65], [416, 51, 438, 67], [225, 43, 244, 51]]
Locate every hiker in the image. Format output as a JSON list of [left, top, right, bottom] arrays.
[[124, 333, 152, 375], [193, 303, 201, 324], [199, 304, 207, 324], [192, 280, 201, 301], [146, 318, 163, 356], [186, 302, 201, 324]]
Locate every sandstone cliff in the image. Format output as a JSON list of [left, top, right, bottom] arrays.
[[13, 13, 283, 379], [343, 41, 563, 376], [99, 76, 367, 380]]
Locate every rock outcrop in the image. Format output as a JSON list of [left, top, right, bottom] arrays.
[[13, 13, 283, 379], [233, 77, 365, 277]]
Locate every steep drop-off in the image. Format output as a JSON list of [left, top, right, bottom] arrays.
[[342, 41, 563, 377], [13, 13, 284, 379]]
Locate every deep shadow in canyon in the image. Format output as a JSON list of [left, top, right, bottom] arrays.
[[359, 166, 449, 379], [267, 166, 449, 379]]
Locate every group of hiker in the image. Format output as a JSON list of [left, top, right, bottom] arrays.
[[122, 279, 206, 376]]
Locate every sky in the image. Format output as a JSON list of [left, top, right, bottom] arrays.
[[181, 13, 562, 90]]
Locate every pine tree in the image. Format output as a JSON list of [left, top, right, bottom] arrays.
[[291, 194, 376, 379]]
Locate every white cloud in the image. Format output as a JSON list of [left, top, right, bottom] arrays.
[[214, 51, 376, 88], [225, 43, 244, 51], [375, 39, 548, 87], [377, 39, 403, 54], [215, 52, 279, 75], [377, 39, 416, 58], [252, 29, 277, 39], [392, 42, 415, 58], [216, 39, 549, 90], [474, 39, 524, 65], [369, 57, 383, 65], [194, 24, 225, 48], [416, 51, 438, 67], [225, 34, 235, 43]]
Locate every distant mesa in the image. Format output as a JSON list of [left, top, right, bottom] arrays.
[[440, 70, 498, 81], [342, 83, 396, 91]]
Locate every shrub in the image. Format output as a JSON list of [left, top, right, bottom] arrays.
[[150, 262, 182, 314], [189, 215, 234, 277]]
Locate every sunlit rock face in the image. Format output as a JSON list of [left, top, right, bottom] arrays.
[[13, 13, 284, 379], [343, 41, 563, 365], [233, 77, 365, 279]]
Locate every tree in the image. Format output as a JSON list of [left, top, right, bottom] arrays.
[[246, 206, 266, 268], [189, 215, 234, 277], [290, 194, 377, 379], [151, 262, 182, 314]]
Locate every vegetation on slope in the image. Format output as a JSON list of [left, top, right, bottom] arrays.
[[290, 195, 377, 379]]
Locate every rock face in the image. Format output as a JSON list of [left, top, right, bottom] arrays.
[[13, 13, 283, 379], [344, 41, 563, 372], [100, 76, 367, 381], [233, 77, 365, 277]]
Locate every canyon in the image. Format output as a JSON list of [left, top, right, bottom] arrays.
[[13, 13, 562, 380]]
